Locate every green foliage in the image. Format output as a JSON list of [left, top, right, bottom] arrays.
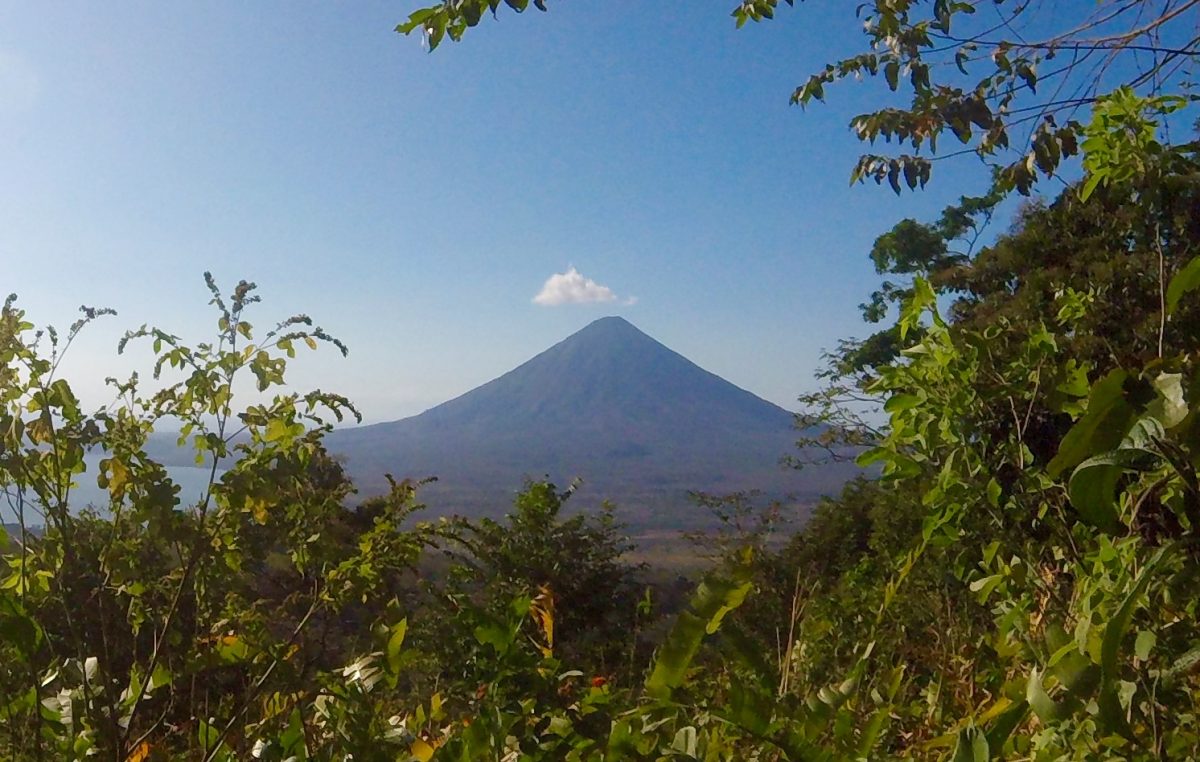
[[0, 278, 431, 759], [644, 557, 751, 700], [1080, 88, 1192, 201], [749, 87, 1200, 761], [396, 0, 548, 50], [414, 480, 644, 685], [5, 61, 1200, 762]]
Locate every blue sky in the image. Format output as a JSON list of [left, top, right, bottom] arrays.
[[1, 2, 1009, 422]]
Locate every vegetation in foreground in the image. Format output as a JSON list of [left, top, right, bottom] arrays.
[[3, 1, 1200, 758], [3, 96, 1200, 759]]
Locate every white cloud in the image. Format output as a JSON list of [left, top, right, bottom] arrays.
[[533, 266, 625, 306]]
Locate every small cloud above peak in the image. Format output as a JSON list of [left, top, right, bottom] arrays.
[[533, 266, 634, 307]]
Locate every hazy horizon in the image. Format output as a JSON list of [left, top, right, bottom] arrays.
[[2, 3, 1005, 422]]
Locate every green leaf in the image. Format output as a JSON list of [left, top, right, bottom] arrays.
[[951, 726, 989, 762], [855, 447, 889, 467], [1166, 254, 1200, 314], [885, 61, 899, 91], [473, 620, 512, 655], [1026, 667, 1065, 722], [1067, 448, 1157, 532], [725, 681, 772, 736], [0, 596, 42, 658], [149, 663, 172, 691], [986, 700, 1028, 752], [723, 622, 778, 693], [265, 418, 288, 443], [1134, 630, 1156, 661], [1051, 647, 1100, 701], [198, 719, 231, 761], [986, 478, 1002, 508], [1160, 644, 1200, 686], [1, 686, 36, 721], [645, 564, 752, 699], [1151, 373, 1187, 428], [216, 634, 251, 664], [387, 618, 408, 673], [884, 393, 921, 413], [607, 719, 638, 756], [858, 706, 891, 758], [1122, 416, 1165, 450], [1098, 543, 1173, 739], [279, 708, 307, 758], [1048, 370, 1137, 478], [898, 277, 937, 340]]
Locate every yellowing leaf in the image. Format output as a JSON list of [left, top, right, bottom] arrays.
[[126, 741, 152, 762], [530, 585, 555, 657], [246, 496, 269, 525], [410, 738, 435, 761]]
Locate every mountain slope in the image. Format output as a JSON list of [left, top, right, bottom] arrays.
[[327, 317, 854, 528]]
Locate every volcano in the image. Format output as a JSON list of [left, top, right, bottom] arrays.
[[327, 317, 854, 529]]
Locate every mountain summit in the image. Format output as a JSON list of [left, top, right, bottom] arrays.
[[328, 317, 851, 528], [412, 316, 790, 436]]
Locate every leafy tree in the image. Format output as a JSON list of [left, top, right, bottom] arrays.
[[848, 127, 1200, 372], [0, 279, 431, 760], [3, 9, 1200, 759], [425, 480, 643, 681]]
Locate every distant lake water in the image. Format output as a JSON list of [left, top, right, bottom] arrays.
[[1, 453, 222, 527]]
